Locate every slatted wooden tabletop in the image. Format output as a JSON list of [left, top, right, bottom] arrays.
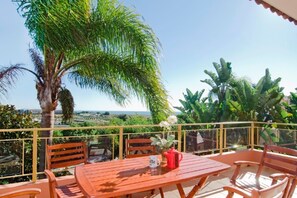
[[75, 153, 230, 198]]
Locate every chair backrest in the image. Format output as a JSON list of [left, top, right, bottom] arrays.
[[257, 144, 297, 197], [44, 169, 58, 198], [0, 188, 41, 198], [252, 176, 289, 198], [125, 138, 156, 158], [46, 142, 88, 169]]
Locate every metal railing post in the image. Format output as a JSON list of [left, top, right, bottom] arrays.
[[220, 124, 223, 155], [224, 128, 227, 149], [251, 122, 255, 150], [183, 130, 186, 152], [112, 135, 115, 160], [22, 140, 25, 175], [32, 129, 38, 182], [216, 129, 219, 149], [177, 125, 182, 152], [119, 127, 124, 160]]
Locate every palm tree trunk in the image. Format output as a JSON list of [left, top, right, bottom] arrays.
[[38, 110, 55, 172]]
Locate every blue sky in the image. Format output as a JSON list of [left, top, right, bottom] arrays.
[[0, 0, 297, 111]]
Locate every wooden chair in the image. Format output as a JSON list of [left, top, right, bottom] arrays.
[[125, 138, 157, 158], [125, 138, 164, 198], [46, 142, 88, 170], [0, 188, 41, 198], [230, 144, 297, 198], [44, 169, 84, 198], [45, 142, 88, 197], [224, 174, 289, 198]]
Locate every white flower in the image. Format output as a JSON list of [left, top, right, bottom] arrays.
[[159, 121, 170, 130], [167, 115, 177, 125]]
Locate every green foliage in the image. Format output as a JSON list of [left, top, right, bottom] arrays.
[[125, 115, 152, 126], [61, 122, 99, 137], [124, 115, 153, 133], [260, 125, 280, 144], [0, 105, 39, 131], [201, 58, 235, 121], [150, 133, 178, 150], [227, 71, 284, 123], [109, 117, 125, 126], [175, 89, 217, 123], [228, 79, 257, 121], [178, 60, 286, 124], [253, 69, 284, 122], [0, 105, 39, 184], [283, 90, 297, 123]]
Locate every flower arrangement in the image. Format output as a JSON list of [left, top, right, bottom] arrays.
[[150, 115, 178, 151]]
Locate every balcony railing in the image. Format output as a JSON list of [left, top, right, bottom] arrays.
[[1, 121, 297, 184]]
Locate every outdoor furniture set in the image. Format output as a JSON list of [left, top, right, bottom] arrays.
[[32, 141, 297, 198]]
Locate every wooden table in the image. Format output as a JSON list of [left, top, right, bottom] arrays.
[[75, 153, 230, 198]]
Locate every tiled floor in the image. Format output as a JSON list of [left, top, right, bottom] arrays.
[[132, 166, 297, 198]]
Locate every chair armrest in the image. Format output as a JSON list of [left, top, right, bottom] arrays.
[[234, 160, 260, 166], [0, 188, 41, 197], [223, 186, 251, 198], [270, 173, 293, 180], [230, 161, 260, 185], [270, 173, 294, 185]]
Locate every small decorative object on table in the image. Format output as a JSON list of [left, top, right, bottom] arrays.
[[163, 147, 183, 169], [149, 155, 160, 168], [150, 115, 178, 164]]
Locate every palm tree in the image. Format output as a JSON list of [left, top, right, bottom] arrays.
[[175, 89, 217, 123], [201, 58, 235, 121], [254, 69, 284, 122], [283, 89, 297, 123], [14, 0, 170, 170], [229, 69, 284, 122], [228, 78, 259, 121]]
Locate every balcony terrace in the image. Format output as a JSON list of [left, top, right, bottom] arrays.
[[0, 121, 297, 197]]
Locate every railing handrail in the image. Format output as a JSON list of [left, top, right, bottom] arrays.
[[0, 121, 257, 133]]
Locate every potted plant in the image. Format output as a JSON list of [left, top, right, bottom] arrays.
[[150, 115, 178, 162]]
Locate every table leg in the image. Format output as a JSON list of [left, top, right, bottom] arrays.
[[176, 183, 186, 198], [176, 176, 209, 198], [187, 176, 209, 198]]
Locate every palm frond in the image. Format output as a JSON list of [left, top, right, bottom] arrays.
[[0, 65, 23, 96], [29, 48, 44, 77]]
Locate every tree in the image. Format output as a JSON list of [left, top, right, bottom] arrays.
[[0, 105, 39, 183], [254, 69, 284, 122], [201, 58, 234, 121], [229, 69, 284, 122], [283, 89, 297, 123], [175, 89, 217, 123], [13, 0, 170, 171], [228, 78, 258, 121]]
